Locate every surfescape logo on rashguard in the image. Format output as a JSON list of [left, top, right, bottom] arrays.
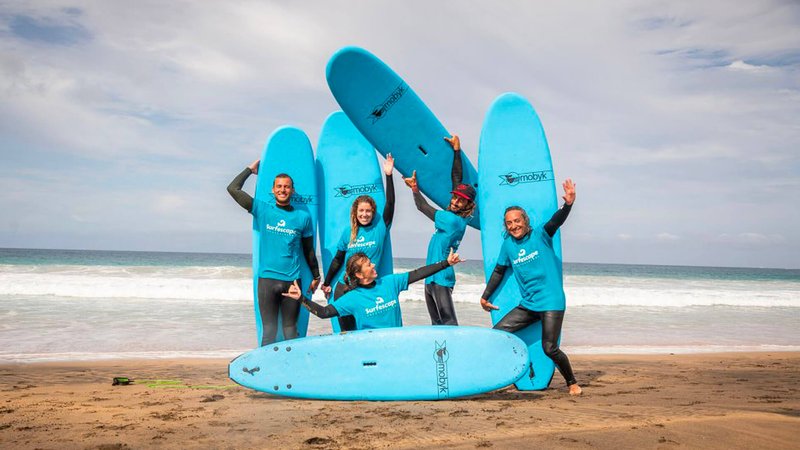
[[265, 219, 298, 236], [364, 296, 396, 316], [368, 82, 407, 124], [334, 183, 379, 198], [434, 341, 450, 398], [513, 248, 539, 265], [348, 235, 377, 250], [499, 170, 553, 186]]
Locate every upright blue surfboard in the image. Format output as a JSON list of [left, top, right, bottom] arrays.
[[478, 93, 561, 390], [253, 126, 318, 345], [326, 46, 480, 229], [229, 326, 529, 401], [316, 111, 393, 332]]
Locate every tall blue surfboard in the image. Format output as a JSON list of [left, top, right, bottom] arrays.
[[252, 126, 318, 345], [478, 93, 561, 390], [229, 326, 529, 401], [316, 111, 393, 332], [326, 46, 480, 229]]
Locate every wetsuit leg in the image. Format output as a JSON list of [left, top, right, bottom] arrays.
[[493, 306, 540, 333], [257, 278, 281, 346], [332, 283, 356, 332], [424, 283, 458, 325], [278, 279, 301, 340], [541, 310, 577, 386], [424, 283, 442, 324]]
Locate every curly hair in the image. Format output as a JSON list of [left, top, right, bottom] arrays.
[[342, 252, 370, 290]]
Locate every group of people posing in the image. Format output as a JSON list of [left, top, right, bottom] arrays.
[[227, 135, 581, 395]]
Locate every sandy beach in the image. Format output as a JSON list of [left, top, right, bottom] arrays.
[[1, 352, 798, 449]]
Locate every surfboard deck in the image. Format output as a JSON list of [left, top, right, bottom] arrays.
[[229, 326, 529, 401], [316, 111, 393, 332], [478, 93, 562, 390], [326, 46, 480, 229], [253, 126, 318, 345]]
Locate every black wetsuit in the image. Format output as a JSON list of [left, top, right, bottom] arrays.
[[482, 203, 577, 386], [227, 168, 320, 346], [413, 148, 469, 326], [300, 260, 451, 324], [322, 173, 395, 331]]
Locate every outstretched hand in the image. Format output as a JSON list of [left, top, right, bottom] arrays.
[[383, 153, 395, 175], [446, 247, 463, 266], [480, 298, 499, 312], [282, 280, 302, 301], [562, 179, 576, 205], [403, 170, 418, 192], [249, 159, 260, 175], [444, 135, 461, 151]]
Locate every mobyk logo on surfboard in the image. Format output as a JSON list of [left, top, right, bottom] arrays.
[[268, 193, 316, 205], [434, 341, 450, 398], [499, 170, 553, 186], [513, 248, 539, 265], [368, 82, 408, 124], [334, 183, 379, 198]]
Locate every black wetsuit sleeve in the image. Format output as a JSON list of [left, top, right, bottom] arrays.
[[413, 191, 437, 222], [543, 203, 573, 237], [451, 149, 463, 189], [302, 236, 321, 279], [481, 264, 509, 299], [299, 296, 339, 318], [227, 168, 254, 212], [323, 250, 346, 286], [407, 260, 450, 284], [383, 174, 395, 226]]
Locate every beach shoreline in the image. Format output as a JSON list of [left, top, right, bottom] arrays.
[[2, 352, 798, 449]]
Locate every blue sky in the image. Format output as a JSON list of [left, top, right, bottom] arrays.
[[1, 1, 798, 268]]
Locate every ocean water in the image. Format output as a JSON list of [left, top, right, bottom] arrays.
[[0, 248, 798, 363]]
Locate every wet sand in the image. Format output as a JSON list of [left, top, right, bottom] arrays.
[[1, 352, 798, 449]]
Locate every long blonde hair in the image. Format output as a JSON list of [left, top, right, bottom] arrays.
[[349, 195, 377, 244]]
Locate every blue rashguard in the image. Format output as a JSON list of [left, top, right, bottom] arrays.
[[496, 226, 565, 311], [335, 217, 388, 282], [251, 199, 313, 281], [424, 210, 469, 287], [331, 273, 408, 330]]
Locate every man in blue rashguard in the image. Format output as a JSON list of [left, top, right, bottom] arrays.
[[227, 159, 320, 346], [403, 135, 475, 326]]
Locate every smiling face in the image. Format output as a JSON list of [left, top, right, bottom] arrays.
[[272, 176, 294, 205], [448, 194, 469, 213], [504, 208, 530, 239], [354, 256, 378, 285], [356, 201, 375, 226]]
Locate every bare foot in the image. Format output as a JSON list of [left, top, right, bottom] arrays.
[[569, 384, 582, 396]]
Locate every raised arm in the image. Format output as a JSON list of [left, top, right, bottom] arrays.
[[407, 248, 463, 284], [404, 170, 437, 221], [383, 154, 396, 226], [283, 281, 339, 318], [543, 179, 576, 237], [445, 135, 462, 189], [226, 162, 258, 212]]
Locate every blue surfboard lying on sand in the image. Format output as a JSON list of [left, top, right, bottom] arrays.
[[316, 111, 393, 332], [252, 126, 318, 345], [478, 93, 561, 390], [326, 46, 480, 229], [229, 326, 529, 400]]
